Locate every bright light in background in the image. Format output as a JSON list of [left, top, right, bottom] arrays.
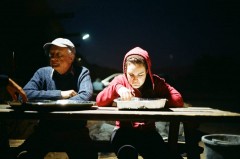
[[82, 33, 90, 40]]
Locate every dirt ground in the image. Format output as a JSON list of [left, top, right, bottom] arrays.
[[7, 139, 209, 159]]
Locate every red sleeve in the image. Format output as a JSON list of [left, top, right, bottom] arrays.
[[96, 75, 129, 106], [154, 76, 184, 107], [165, 84, 184, 107]]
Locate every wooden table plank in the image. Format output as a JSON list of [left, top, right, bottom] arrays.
[[1, 106, 240, 122]]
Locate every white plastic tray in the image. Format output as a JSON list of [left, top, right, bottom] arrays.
[[114, 98, 167, 110]]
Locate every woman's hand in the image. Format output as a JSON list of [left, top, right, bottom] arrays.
[[117, 86, 134, 101]]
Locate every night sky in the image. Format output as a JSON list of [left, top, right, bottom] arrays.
[[1, 0, 240, 104], [47, 0, 240, 70]]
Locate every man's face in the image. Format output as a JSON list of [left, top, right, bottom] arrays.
[[49, 45, 75, 74], [126, 63, 147, 89]]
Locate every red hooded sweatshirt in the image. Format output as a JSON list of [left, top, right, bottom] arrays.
[[96, 47, 184, 128]]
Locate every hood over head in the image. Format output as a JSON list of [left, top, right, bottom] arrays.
[[123, 47, 154, 89]]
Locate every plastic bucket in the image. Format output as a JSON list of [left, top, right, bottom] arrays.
[[201, 134, 240, 159]]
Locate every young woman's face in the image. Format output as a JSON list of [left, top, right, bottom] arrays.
[[126, 63, 147, 89]]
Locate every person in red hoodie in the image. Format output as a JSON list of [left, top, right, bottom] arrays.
[[96, 47, 184, 159]]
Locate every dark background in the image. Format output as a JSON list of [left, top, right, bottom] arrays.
[[1, 0, 239, 110]]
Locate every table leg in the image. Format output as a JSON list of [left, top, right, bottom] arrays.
[[0, 121, 9, 149], [183, 122, 201, 159], [168, 121, 180, 152], [0, 120, 10, 158]]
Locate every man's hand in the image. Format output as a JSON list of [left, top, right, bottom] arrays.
[[61, 90, 78, 99]]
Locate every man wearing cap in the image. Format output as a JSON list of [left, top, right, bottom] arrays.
[[15, 38, 97, 159]]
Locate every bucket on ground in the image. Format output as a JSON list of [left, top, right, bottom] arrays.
[[201, 134, 240, 159]]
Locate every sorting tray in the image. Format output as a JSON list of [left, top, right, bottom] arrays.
[[114, 98, 167, 110]]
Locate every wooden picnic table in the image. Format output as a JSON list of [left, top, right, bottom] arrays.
[[1, 104, 240, 159]]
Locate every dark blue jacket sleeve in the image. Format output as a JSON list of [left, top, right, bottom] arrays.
[[0, 74, 9, 87], [22, 68, 62, 100], [22, 67, 93, 101], [69, 67, 93, 101]]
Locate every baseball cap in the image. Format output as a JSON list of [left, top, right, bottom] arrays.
[[43, 38, 75, 54]]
